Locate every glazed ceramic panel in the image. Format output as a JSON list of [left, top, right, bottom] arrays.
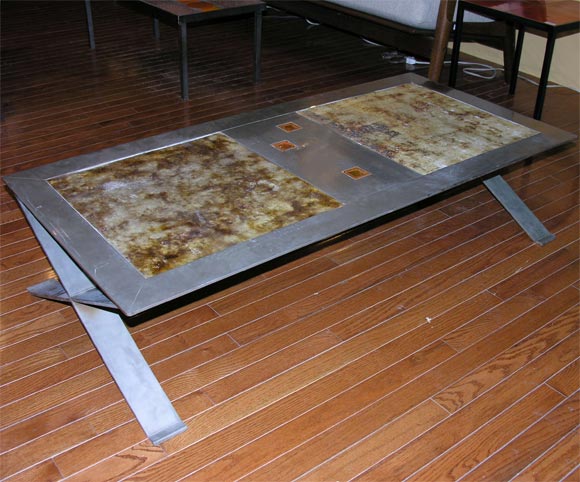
[[49, 133, 341, 277], [300, 83, 538, 175]]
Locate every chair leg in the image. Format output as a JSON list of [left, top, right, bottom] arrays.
[[428, 0, 457, 82]]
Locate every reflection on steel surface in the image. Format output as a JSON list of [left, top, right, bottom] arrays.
[[49, 133, 341, 278], [300, 83, 538, 175]]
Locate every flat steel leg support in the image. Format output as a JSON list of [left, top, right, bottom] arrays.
[[179, 22, 189, 100], [72, 302, 187, 445], [253, 9, 262, 82], [84, 0, 96, 49], [484, 175, 555, 246], [20, 203, 187, 445]]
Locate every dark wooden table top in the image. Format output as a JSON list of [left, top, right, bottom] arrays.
[[462, 0, 580, 28], [140, 0, 265, 20]]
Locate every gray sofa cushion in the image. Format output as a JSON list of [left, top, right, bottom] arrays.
[[325, 0, 492, 30]]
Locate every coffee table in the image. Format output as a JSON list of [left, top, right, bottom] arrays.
[[4, 73, 574, 444], [85, 0, 265, 99]]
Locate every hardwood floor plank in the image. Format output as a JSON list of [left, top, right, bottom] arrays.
[[352, 332, 579, 481], [461, 391, 580, 481], [0, 310, 78, 360], [118, 342, 458, 481], [59, 440, 167, 482], [0, 271, 55, 301], [393, 385, 564, 482], [214, 401, 450, 482], [0, 383, 121, 454], [210, 257, 339, 315], [0, 348, 68, 387], [443, 259, 579, 352], [139, 288, 575, 479], [0, 418, 96, 479], [203, 331, 340, 403], [547, 359, 580, 397], [251, 296, 579, 481], [53, 423, 150, 477], [0, 366, 113, 430], [331, 221, 578, 342], [434, 303, 579, 414], [3, 459, 62, 482], [293, 401, 447, 482], [0, 259, 52, 288], [511, 429, 580, 482], [489, 248, 578, 301], [562, 466, 580, 482], [1, 351, 103, 406]]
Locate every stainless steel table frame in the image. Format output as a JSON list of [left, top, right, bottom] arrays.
[[4, 73, 575, 444]]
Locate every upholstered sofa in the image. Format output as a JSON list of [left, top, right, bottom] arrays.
[[267, 0, 514, 82]]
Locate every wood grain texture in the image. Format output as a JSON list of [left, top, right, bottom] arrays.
[[0, 1, 577, 480]]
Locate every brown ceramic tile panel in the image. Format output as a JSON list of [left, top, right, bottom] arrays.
[[343, 167, 371, 180], [177, 0, 221, 12], [272, 140, 297, 151], [49, 133, 341, 278], [300, 83, 537, 175], [277, 122, 303, 133]]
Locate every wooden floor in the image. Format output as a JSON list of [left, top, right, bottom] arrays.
[[1, 2, 579, 481]]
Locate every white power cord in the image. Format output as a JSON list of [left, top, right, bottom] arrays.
[[402, 55, 579, 90], [405, 55, 498, 79]]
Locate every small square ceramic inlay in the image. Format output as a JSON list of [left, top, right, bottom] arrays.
[[272, 140, 297, 151], [277, 122, 302, 133], [343, 167, 371, 180]]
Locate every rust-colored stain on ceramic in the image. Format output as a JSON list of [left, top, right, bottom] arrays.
[[343, 167, 371, 180], [277, 122, 302, 133], [272, 140, 297, 151], [49, 133, 341, 277], [300, 83, 537, 175], [178, 0, 221, 12]]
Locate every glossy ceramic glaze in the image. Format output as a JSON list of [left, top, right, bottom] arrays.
[[50, 133, 341, 277], [300, 83, 537, 175]]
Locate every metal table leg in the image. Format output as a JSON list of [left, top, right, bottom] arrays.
[[448, 0, 465, 88], [179, 22, 189, 100], [484, 175, 555, 246], [509, 25, 525, 95], [153, 15, 160, 40], [20, 203, 187, 445], [84, 0, 96, 49], [534, 30, 557, 120], [253, 9, 262, 82]]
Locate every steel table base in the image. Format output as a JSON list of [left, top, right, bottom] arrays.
[[484, 175, 555, 246], [20, 203, 187, 446]]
